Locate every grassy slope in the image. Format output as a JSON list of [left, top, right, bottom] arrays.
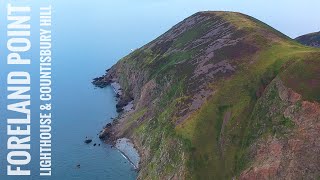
[[176, 43, 319, 178], [295, 31, 320, 47], [113, 12, 320, 179], [176, 13, 320, 179]]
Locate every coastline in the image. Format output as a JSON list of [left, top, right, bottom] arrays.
[[115, 138, 140, 169], [93, 77, 141, 170]]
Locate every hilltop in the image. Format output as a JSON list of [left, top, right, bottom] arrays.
[[94, 11, 320, 179], [295, 31, 320, 47]]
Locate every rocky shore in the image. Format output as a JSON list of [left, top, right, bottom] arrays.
[[92, 73, 134, 113], [92, 74, 140, 170], [116, 138, 140, 169]]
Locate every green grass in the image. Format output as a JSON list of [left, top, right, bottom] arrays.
[[125, 42, 319, 179], [176, 43, 320, 179], [132, 78, 187, 179], [150, 51, 194, 80], [173, 19, 215, 48], [280, 53, 320, 102], [123, 108, 147, 132]]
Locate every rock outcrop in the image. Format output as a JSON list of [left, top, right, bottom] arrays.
[[240, 78, 320, 180]]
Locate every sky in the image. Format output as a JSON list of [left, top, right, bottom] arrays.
[[51, 0, 320, 53], [85, 0, 320, 38], [1, 0, 319, 60]]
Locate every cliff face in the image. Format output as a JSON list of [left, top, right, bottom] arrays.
[[240, 77, 320, 179], [295, 31, 320, 47], [94, 11, 320, 179]]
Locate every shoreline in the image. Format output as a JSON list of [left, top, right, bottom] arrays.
[[93, 77, 141, 170], [115, 138, 140, 170]]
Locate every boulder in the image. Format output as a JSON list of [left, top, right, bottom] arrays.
[[99, 127, 112, 139], [84, 139, 92, 144]]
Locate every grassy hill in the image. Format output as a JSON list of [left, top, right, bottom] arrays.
[[94, 11, 320, 179], [296, 31, 320, 47]]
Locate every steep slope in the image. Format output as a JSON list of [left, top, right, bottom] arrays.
[[295, 31, 320, 47], [93, 11, 320, 179]]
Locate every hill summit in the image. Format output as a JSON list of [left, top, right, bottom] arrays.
[[296, 31, 320, 47]]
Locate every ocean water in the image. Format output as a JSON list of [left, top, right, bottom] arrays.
[[0, 1, 142, 179]]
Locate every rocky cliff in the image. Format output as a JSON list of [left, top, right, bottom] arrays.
[[94, 11, 320, 179]]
